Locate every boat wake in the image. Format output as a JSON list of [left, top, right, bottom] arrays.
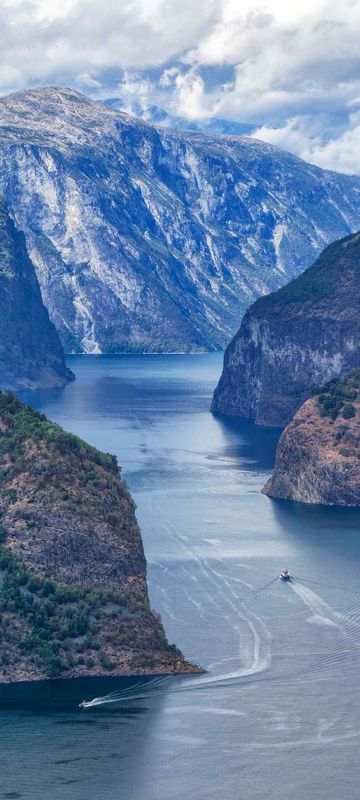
[[79, 570, 360, 710], [79, 677, 169, 709], [289, 581, 341, 628]]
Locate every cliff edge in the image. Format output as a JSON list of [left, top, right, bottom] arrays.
[[0, 197, 73, 390], [263, 370, 360, 506], [212, 232, 360, 427], [1, 87, 360, 354], [0, 392, 200, 682]]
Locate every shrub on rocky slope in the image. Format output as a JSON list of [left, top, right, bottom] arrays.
[[0, 392, 200, 682]]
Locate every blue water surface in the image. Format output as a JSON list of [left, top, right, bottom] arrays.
[[3, 353, 360, 800]]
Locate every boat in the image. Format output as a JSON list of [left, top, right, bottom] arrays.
[[280, 569, 291, 581]]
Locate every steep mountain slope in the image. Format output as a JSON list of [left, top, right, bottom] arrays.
[[212, 232, 360, 427], [263, 370, 360, 506], [0, 196, 73, 390], [0, 88, 360, 353], [0, 392, 200, 682]]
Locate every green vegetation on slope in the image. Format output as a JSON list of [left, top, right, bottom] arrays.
[[0, 392, 188, 682], [251, 231, 360, 318], [0, 390, 117, 473], [0, 541, 135, 677], [312, 369, 360, 421]]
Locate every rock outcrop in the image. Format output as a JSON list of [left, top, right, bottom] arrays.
[[1, 87, 360, 353], [212, 232, 360, 427], [0, 197, 73, 390], [263, 370, 360, 506], [0, 392, 200, 682]]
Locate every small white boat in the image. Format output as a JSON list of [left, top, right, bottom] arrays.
[[280, 569, 291, 581]]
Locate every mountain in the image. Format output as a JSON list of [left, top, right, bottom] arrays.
[[212, 232, 360, 427], [263, 370, 360, 506], [1, 88, 360, 353], [102, 99, 257, 136], [0, 391, 201, 682], [0, 196, 73, 390]]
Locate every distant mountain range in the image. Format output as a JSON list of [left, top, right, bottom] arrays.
[[0, 87, 360, 354], [102, 98, 257, 137]]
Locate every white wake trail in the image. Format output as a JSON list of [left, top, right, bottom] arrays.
[[290, 580, 360, 642], [79, 677, 169, 708], [289, 582, 341, 628]]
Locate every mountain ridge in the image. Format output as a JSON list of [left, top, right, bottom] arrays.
[[101, 97, 257, 136], [1, 87, 360, 353]]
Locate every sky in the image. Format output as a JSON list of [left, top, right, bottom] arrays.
[[1, 0, 360, 174]]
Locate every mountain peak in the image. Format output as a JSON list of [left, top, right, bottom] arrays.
[[0, 86, 124, 146], [0, 87, 360, 357], [1, 85, 96, 109]]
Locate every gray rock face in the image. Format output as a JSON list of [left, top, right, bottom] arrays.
[[212, 232, 360, 427], [1, 87, 360, 353], [262, 387, 360, 507], [0, 197, 73, 390]]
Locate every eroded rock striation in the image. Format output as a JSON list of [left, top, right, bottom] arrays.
[[212, 232, 360, 427], [0, 197, 73, 390], [263, 370, 360, 506], [0, 392, 200, 682], [1, 87, 360, 353]]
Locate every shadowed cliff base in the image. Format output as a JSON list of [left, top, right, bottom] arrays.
[[0, 197, 73, 390]]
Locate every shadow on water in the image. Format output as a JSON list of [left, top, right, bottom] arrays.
[[270, 495, 360, 533], [268, 495, 360, 566], [0, 674, 175, 800], [213, 414, 281, 471], [0, 675, 172, 713]]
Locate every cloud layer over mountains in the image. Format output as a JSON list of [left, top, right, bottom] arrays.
[[1, 1, 360, 173]]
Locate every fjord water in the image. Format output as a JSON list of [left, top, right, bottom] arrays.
[[6, 353, 360, 799]]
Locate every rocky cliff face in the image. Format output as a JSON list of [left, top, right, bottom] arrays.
[[1, 87, 360, 353], [0, 197, 73, 390], [263, 370, 360, 506], [212, 232, 360, 427], [0, 392, 199, 682]]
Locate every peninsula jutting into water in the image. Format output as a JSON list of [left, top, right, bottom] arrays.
[[0, 388, 201, 683], [7, 352, 360, 800]]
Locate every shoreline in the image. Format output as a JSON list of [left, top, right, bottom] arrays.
[[0, 666, 206, 689]]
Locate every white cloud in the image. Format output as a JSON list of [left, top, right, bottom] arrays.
[[75, 72, 102, 89], [0, 0, 216, 88], [159, 67, 215, 120], [0, 0, 360, 172], [251, 112, 360, 175], [115, 72, 153, 113], [310, 124, 360, 175]]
